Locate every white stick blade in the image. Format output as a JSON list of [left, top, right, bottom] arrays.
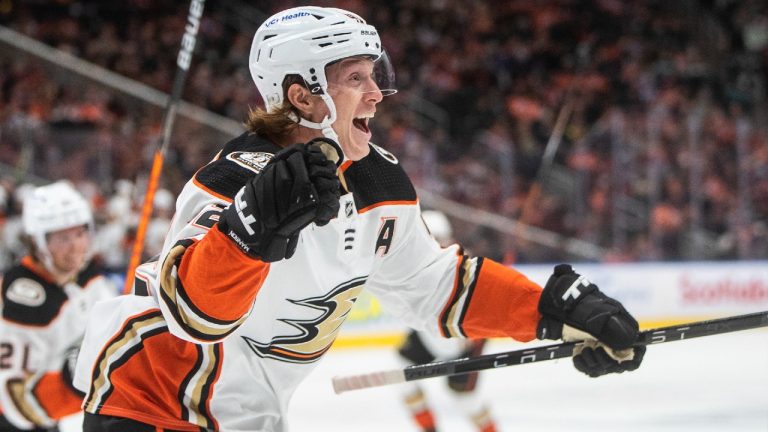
[[332, 369, 406, 394]]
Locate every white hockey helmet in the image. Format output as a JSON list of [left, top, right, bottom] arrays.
[[249, 6, 396, 133], [422, 210, 453, 246], [22, 181, 94, 270]]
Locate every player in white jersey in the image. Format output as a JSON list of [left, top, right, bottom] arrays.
[[0, 181, 115, 431], [74, 7, 646, 431]]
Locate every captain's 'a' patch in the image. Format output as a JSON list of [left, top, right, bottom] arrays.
[[226, 151, 273, 174], [375, 217, 397, 256]]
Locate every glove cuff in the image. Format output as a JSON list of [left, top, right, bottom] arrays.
[[217, 216, 261, 258]]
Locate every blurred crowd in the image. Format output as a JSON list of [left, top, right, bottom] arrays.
[[1, 0, 767, 274]]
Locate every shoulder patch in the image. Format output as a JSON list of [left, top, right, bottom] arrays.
[[2, 265, 68, 326], [194, 132, 281, 200], [225, 151, 273, 174], [6, 278, 46, 307], [370, 143, 399, 164]]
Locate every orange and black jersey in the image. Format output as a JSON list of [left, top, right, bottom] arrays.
[[75, 132, 543, 431], [0, 256, 115, 430]]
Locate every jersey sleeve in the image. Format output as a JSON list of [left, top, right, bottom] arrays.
[[156, 223, 270, 343], [0, 369, 82, 430], [151, 134, 278, 344], [366, 206, 543, 342]]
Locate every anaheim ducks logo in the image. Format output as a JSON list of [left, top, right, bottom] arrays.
[[242, 277, 365, 363], [6, 278, 46, 306], [226, 151, 273, 174]]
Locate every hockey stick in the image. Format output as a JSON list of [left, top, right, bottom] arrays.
[[123, 0, 206, 294], [332, 310, 768, 394], [513, 46, 594, 258]]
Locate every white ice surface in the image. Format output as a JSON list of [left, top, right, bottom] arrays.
[[61, 328, 768, 431]]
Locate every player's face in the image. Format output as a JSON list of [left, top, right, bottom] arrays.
[[46, 225, 90, 275], [325, 57, 383, 156]]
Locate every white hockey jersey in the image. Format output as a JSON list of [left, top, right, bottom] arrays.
[[0, 257, 115, 430], [74, 133, 543, 431]]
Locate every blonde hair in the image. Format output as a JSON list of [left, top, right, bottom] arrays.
[[244, 75, 305, 144]]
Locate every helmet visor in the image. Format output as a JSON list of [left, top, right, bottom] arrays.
[[374, 50, 397, 96], [324, 51, 397, 97]]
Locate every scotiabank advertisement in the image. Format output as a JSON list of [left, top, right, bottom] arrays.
[[338, 261, 768, 346], [518, 261, 768, 325]]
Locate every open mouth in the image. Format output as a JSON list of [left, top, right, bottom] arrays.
[[353, 116, 371, 134]]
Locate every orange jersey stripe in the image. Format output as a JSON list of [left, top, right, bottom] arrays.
[[33, 372, 82, 420], [192, 176, 234, 203], [339, 160, 353, 172], [269, 345, 331, 360], [459, 260, 542, 341], [357, 199, 418, 214], [20, 256, 57, 284], [177, 227, 269, 322]]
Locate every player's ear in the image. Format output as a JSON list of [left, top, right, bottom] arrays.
[[286, 83, 316, 119]]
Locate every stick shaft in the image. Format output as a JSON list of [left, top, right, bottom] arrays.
[[123, 0, 205, 294], [332, 311, 768, 393]]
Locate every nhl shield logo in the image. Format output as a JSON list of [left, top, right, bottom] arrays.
[[226, 151, 273, 174], [345, 200, 355, 218]]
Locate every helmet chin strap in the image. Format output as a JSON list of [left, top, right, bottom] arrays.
[[36, 242, 69, 281], [287, 93, 353, 192], [289, 94, 344, 158], [36, 244, 56, 275]]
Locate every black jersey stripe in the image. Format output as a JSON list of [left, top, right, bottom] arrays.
[[456, 257, 484, 337], [196, 343, 222, 430], [440, 255, 468, 338]]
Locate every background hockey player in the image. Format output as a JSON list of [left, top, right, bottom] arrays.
[[74, 6, 645, 431], [0, 181, 116, 431], [397, 210, 497, 432]]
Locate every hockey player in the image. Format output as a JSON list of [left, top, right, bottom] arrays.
[[397, 210, 497, 432], [0, 181, 116, 431], [74, 6, 645, 431]]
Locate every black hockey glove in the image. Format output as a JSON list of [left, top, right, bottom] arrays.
[[217, 138, 342, 262], [537, 264, 645, 377]]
